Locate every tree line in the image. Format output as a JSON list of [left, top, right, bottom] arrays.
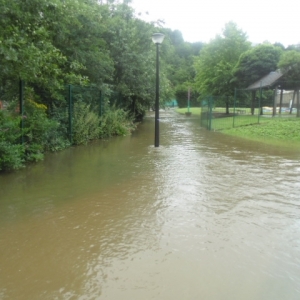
[[193, 21, 300, 110]]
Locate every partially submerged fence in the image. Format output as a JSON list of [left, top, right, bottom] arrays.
[[0, 81, 123, 144], [201, 87, 300, 131], [200, 91, 260, 131], [63, 85, 104, 143]]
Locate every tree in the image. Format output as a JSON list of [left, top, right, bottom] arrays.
[[103, 3, 162, 119], [194, 22, 250, 113], [233, 44, 283, 88], [0, 0, 96, 106], [161, 28, 203, 104]]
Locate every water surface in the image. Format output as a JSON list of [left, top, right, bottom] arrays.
[[1, 110, 300, 299]]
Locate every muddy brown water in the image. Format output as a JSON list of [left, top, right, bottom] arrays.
[[1, 110, 300, 300]]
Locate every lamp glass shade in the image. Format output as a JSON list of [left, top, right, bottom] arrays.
[[152, 33, 165, 44]]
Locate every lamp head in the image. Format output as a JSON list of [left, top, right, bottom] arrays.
[[152, 33, 165, 44]]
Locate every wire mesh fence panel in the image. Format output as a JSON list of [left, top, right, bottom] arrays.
[[233, 89, 260, 128], [210, 96, 235, 130], [200, 96, 236, 130], [65, 85, 103, 143], [200, 92, 261, 131]]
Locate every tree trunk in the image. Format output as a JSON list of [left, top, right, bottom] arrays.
[[226, 98, 229, 114]]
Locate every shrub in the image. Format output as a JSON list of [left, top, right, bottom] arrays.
[[72, 102, 101, 145], [23, 99, 60, 161], [47, 105, 71, 151], [99, 107, 136, 137], [0, 111, 25, 171]]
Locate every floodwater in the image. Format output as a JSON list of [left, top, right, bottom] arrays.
[[1, 110, 300, 300]]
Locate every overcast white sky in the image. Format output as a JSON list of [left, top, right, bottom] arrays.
[[130, 0, 300, 47]]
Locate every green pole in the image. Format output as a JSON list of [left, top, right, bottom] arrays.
[[188, 87, 190, 113], [68, 84, 73, 144], [233, 88, 237, 128], [208, 96, 212, 130], [19, 79, 24, 145], [99, 90, 103, 117]]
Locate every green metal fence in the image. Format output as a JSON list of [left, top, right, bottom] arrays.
[[0, 81, 106, 144], [200, 87, 300, 131], [64, 85, 104, 143], [200, 90, 261, 131]]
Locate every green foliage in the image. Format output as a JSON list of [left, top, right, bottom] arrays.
[[23, 98, 60, 161], [233, 44, 283, 88], [162, 28, 203, 94], [72, 102, 101, 145], [194, 22, 251, 97], [223, 118, 300, 145], [175, 84, 190, 108], [0, 141, 25, 171], [0, 111, 25, 171], [47, 105, 71, 151], [175, 84, 199, 108], [99, 107, 136, 137]]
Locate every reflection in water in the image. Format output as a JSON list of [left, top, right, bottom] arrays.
[[1, 110, 300, 299]]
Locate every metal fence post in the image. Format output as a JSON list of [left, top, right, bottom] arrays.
[[233, 88, 237, 128], [19, 79, 25, 145], [99, 90, 103, 117], [68, 84, 73, 144], [208, 96, 212, 130]]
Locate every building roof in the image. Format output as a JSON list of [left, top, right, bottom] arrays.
[[246, 70, 284, 90]]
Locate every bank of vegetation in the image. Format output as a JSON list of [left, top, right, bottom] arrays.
[[1, 0, 300, 172], [0, 0, 202, 171]]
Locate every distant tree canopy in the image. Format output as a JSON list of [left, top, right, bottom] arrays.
[[233, 44, 283, 88], [194, 22, 251, 98]]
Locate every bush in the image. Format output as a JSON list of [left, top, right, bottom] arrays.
[[47, 105, 71, 151], [23, 99, 60, 161], [72, 102, 101, 145], [0, 111, 25, 171], [99, 107, 136, 137], [0, 142, 25, 171]]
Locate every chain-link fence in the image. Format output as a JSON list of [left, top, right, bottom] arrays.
[[200, 91, 261, 131], [200, 87, 300, 131]]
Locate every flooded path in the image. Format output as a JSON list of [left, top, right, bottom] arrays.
[[1, 110, 300, 299]]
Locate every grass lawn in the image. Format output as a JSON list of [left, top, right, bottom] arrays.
[[222, 117, 300, 148], [211, 115, 263, 130], [176, 107, 201, 115]]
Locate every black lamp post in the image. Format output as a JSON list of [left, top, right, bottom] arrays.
[[152, 33, 165, 147]]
